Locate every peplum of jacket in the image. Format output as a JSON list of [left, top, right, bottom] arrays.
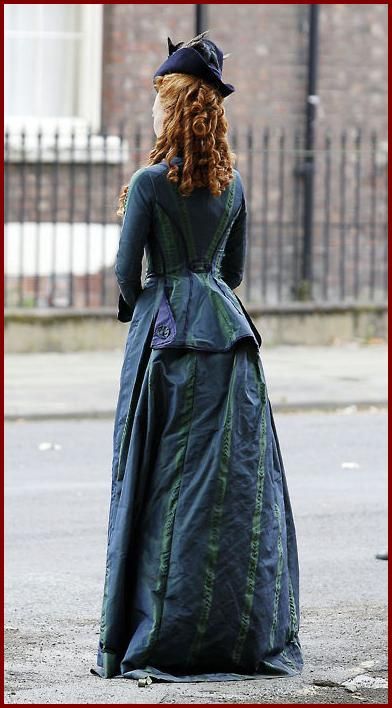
[[114, 157, 262, 352]]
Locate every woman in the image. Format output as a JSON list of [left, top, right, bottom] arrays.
[[91, 33, 304, 683]]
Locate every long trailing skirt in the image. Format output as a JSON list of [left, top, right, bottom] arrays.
[[91, 318, 304, 683]]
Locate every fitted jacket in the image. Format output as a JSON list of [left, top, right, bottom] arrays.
[[115, 157, 262, 351]]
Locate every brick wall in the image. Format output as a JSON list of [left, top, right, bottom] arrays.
[[101, 3, 194, 134], [101, 3, 387, 137], [98, 3, 388, 304]]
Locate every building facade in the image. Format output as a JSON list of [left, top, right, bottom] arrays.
[[4, 4, 388, 308]]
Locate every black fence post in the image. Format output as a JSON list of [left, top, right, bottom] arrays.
[[369, 130, 378, 301], [261, 127, 269, 301], [245, 127, 253, 301], [85, 125, 92, 306], [322, 130, 332, 301], [291, 128, 302, 298], [68, 128, 76, 307], [34, 127, 42, 306], [18, 128, 26, 307], [277, 128, 285, 302], [49, 126, 60, 307], [353, 128, 362, 300]]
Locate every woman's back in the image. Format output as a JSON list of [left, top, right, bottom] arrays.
[[115, 159, 261, 351], [143, 158, 241, 274]]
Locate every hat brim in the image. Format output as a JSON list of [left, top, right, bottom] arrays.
[[153, 47, 235, 97]]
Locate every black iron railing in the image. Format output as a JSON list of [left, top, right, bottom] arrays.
[[4, 124, 388, 308]]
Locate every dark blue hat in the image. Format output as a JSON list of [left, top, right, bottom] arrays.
[[153, 31, 235, 98]]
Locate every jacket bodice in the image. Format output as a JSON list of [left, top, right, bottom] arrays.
[[115, 158, 261, 351]]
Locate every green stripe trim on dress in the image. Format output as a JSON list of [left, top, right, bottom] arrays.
[[268, 501, 284, 652], [206, 177, 236, 262], [155, 203, 179, 271], [188, 350, 238, 664], [208, 288, 236, 339], [173, 185, 197, 261], [288, 576, 299, 637], [232, 357, 267, 665], [140, 354, 197, 661]]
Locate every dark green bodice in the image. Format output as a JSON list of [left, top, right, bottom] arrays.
[[115, 158, 261, 351]]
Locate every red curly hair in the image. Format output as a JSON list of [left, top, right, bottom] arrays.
[[117, 72, 235, 216]]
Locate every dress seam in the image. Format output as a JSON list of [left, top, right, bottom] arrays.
[[187, 348, 238, 665], [140, 353, 198, 661], [231, 358, 268, 665]]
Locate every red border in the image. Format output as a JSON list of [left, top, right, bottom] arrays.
[[2, 3, 389, 707]]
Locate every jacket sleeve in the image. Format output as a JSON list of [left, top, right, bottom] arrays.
[[115, 168, 153, 322], [220, 182, 247, 290]]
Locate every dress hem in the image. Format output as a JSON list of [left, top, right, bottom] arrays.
[[90, 663, 302, 683]]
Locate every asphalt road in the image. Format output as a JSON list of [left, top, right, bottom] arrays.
[[4, 410, 388, 704]]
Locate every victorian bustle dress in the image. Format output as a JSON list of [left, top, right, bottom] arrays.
[[90, 157, 304, 683]]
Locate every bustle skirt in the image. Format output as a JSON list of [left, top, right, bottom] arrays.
[[91, 320, 304, 683]]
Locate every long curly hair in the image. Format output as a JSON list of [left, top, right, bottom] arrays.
[[117, 73, 235, 216]]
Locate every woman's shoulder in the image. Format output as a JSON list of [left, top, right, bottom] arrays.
[[228, 168, 245, 203], [124, 164, 166, 204], [232, 167, 244, 186], [120, 166, 156, 215], [126, 164, 159, 186], [127, 162, 171, 193]]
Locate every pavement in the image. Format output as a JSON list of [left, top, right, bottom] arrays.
[[4, 411, 388, 703], [5, 342, 388, 703], [4, 342, 388, 420]]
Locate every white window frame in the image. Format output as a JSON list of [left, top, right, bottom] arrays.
[[5, 4, 103, 133], [78, 4, 103, 131]]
